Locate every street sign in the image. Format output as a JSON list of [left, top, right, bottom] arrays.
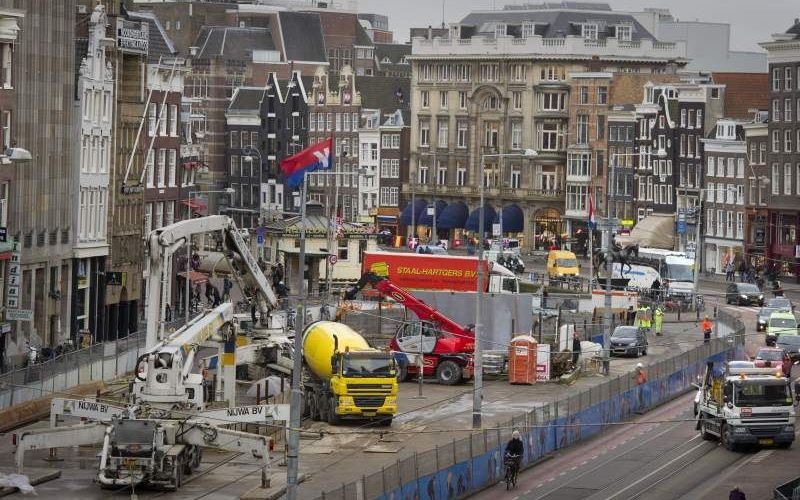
[[256, 233, 264, 247], [6, 309, 33, 322], [427, 207, 434, 216], [328, 254, 338, 265], [492, 223, 501, 237], [677, 210, 686, 234]]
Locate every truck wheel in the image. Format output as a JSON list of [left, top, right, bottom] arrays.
[[327, 398, 340, 425], [436, 360, 462, 385], [699, 415, 713, 440], [721, 423, 737, 451]]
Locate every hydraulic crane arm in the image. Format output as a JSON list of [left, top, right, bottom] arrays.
[[146, 215, 278, 349], [345, 272, 473, 337], [15, 423, 109, 473]]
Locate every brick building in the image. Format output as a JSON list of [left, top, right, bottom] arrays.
[[760, 20, 800, 280], [743, 118, 770, 270]]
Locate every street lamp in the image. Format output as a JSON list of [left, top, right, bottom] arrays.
[[472, 148, 536, 430], [418, 150, 439, 244], [242, 146, 264, 221]]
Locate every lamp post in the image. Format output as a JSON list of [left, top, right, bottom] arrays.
[[473, 148, 536, 429], [183, 188, 234, 322]]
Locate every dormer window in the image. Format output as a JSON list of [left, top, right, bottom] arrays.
[[616, 25, 632, 41], [522, 22, 536, 38], [666, 88, 677, 99], [495, 23, 507, 37], [645, 86, 654, 103], [582, 23, 598, 40]]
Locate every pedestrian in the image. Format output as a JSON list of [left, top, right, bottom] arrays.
[[165, 303, 172, 322], [626, 306, 636, 326], [729, 486, 746, 500], [653, 307, 663, 336], [212, 286, 221, 307], [724, 261, 734, 282], [191, 252, 201, 271], [193, 284, 201, 311], [250, 300, 258, 324], [635, 362, 647, 385], [641, 305, 652, 331], [572, 330, 582, 367], [222, 276, 233, 301], [205, 281, 213, 304], [701, 315, 713, 344]]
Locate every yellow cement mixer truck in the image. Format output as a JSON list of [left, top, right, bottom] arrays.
[[302, 321, 398, 425]]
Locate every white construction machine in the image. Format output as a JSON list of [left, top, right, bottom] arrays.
[[13, 216, 295, 491]]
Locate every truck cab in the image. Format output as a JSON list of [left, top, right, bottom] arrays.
[[696, 363, 795, 450]]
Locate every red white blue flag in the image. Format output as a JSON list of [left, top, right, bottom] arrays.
[[588, 190, 596, 229], [279, 138, 332, 188]]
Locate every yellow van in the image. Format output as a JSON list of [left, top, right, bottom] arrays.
[[547, 250, 580, 282]]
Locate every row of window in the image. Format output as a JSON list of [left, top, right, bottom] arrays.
[[771, 66, 800, 92], [309, 112, 360, 133], [771, 97, 800, 122], [679, 109, 704, 129], [770, 128, 800, 153], [80, 135, 110, 175], [706, 156, 746, 179], [705, 182, 744, 205], [417, 63, 568, 83], [609, 125, 635, 143], [229, 155, 259, 178], [230, 130, 259, 150], [82, 88, 112, 126], [143, 200, 177, 236], [770, 163, 800, 197], [145, 148, 179, 188], [379, 187, 399, 206], [228, 182, 261, 209], [636, 179, 674, 205], [77, 188, 107, 243], [705, 209, 744, 241], [147, 102, 179, 138], [576, 86, 608, 105]]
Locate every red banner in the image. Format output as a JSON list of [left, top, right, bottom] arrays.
[[362, 252, 488, 292]]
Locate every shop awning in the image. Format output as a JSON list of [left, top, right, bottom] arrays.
[[181, 198, 207, 211], [399, 198, 428, 226], [417, 200, 447, 227], [616, 214, 675, 249], [465, 204, 497, 232], [438, 201, 469, 229], [178, 270, 209, 284], [0, 241, 12, 261], [501, 204, 524, 233]]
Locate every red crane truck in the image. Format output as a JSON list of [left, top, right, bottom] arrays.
[[344, 272, 475, 385]]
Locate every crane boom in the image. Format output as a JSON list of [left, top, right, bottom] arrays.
[[145, 215, 278, 349], [345, 272, 473, 338]]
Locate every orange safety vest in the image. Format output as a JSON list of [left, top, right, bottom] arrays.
[[701, 319, 712, 332]]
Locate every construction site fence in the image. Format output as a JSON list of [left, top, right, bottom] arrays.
[[311, 309, 745, 500]]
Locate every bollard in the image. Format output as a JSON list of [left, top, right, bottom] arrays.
[[677, 307, 681, 321]]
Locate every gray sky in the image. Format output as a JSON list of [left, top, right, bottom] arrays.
[[356, 0, 798, 51]]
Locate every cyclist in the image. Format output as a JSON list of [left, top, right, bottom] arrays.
[[504, 430, 524, 483]]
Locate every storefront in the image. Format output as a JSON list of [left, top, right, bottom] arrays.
[[767, 212, 799, 280], [703, 237, 744, 275], [533, 207, 563, 250], [744, 211, 768, 270]]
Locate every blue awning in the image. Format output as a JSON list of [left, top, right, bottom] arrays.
[[399, 198, 428, 226], [501, 204, 524, 233], [417, 200, 447, 227], [438, 201, 469, 230], [465, 204, 496, 232]]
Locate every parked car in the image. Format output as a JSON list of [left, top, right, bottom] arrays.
[[753, 347, 792, 377], [757, 307, 778, 332], [725, 282, 764, 306], [766, 297, 794, 313], [609, 326, 648, 357], [766, 311, 798, 345], [415, 244, 447, 255], [776, 334, 800, 363]]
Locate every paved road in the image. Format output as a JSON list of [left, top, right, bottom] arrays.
[[472, 302, 800, 500]]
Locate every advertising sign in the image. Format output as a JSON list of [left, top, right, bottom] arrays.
[[5, 238, 21, 313], [536, 343, 551, 382], [362, 252, 488, 292], [116, 18, 149, 55]]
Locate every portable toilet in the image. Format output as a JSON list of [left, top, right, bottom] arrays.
[[508, 335, 538, 385]]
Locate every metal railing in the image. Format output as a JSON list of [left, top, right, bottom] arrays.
[[0, 318, 186, 409], [310, 315, 744, 500]]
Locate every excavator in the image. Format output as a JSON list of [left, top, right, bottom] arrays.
[[344, 272, 475, 385], [13, 216, 292, 491]]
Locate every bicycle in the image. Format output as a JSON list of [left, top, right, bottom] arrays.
[[504, 454, 520, 490]]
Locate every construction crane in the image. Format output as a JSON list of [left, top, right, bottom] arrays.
[[145, 215, 279, 349], [344, 272, 475, 385]]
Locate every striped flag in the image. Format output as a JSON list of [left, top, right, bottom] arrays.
[[588, 190, 596, 230]]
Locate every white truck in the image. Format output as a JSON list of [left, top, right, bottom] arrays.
[[14, 216, 292, 491], [623, 247, 695, 299], [696, 361, 796, 451]]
